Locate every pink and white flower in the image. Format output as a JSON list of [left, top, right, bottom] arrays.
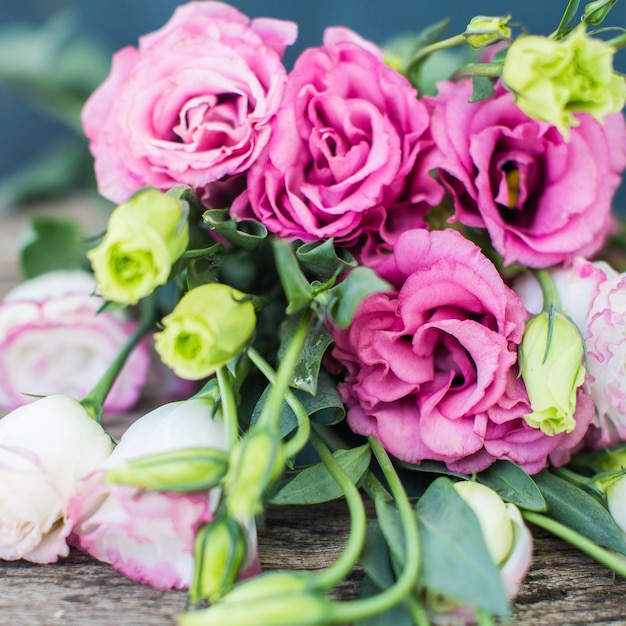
[[82, 1, 297, 206], [68, 398, 259, 589], [330, 229, 592, 474], [0, 270, 149, 413], [0, 394, 114, 563], [232, 27, 443, 265], [428, 79, 626, 268]]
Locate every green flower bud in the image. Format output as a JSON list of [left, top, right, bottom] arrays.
[[218, 572, 312, 604], [88, 189, 189, 304], [583, 0, 619, 25], [188, 517, 247, 606], [454, 482, 514, 566], [464, 15, 511, 49], [225, 427, 286, 519], [178, 589, 332, 626], [105, 446, 228, 492], [154, 283, 256, 380], [520, 311, 585, 436], [502, 25, 626, 137]]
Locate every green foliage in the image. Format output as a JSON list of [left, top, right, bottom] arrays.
[[477, 460, 546, 511]]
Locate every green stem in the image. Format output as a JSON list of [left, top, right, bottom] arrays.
[[406, 33, 466, 74], [247, 348, 310, 459], [216, 367, 239, 449], [81, 297, 155, 423], [327, 437, 422, 624], [306, 427, 367, 592], [523, 510, 626, 576], [534, 268, 562, 311], [255, 311, 311, 431]]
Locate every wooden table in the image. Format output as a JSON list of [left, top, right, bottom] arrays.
[[2, 198, 626, 625]]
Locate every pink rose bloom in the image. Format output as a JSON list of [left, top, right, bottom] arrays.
[[428, 80, 626, 268], [0, 271, 149, 413], [232, 27, 443, 264], [516, 259, 626, 447], [68, 398, 260, 589], [0, 395, 114, 563], [83, 1, 297, 205], [330, 229, 591, 474]]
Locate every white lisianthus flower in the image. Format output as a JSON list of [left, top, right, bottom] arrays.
[[0, 394, 114, 563], [0, 270, 150, 413]]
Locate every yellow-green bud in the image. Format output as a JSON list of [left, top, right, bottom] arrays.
[[502, 25, 626, 137], [583, 0, 619, 25], [105, 446, 228, 492], [87, 188, 189, 304], [520, 311, 585, 436], [464, 15, 511, 49], [454, 482, 514, 566], [188, 517, 247, 606], [225, 427, 286, 519], [218, 572, 312, 604], [154, 283, 256, 380]]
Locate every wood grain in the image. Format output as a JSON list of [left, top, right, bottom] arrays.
[[2, 198, 626, 625]]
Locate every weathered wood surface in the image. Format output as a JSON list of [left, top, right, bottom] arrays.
[[2, 198, 626, 625]]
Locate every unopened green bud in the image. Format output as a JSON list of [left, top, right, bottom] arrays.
[[178, 589, 332, 626], [88, 188, 189, 304], [583, 0, 619, 25], [188, 517, 247, 606], [520, 311, 585, 436], [225, 427, 286, 519], [464, 15, 511, 49], [154, 283, 256, 380], [597, 447, 626, 474], [105, 446, 228, 492], [219, 572, 312, 604]]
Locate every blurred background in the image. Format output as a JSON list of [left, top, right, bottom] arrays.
[[0, 0, 625, 204]]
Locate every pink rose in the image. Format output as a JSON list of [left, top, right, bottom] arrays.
[[68, 399, 259, 589], [232, 27, 443, 264], [428, 80, 626, 268], [0, 271, 149, 413], [83, 1, 297, 205], [330, 229, 591, 474], [0, 395, 114, 563]]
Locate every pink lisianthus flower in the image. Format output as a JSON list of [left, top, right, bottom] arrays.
[[515, 259, 626, 448], [428, 79, 626, 268], [68, 399, 260, 589], [330, 229, 592, 474], [232, 27, 443, 265], [0, 271, 149, 413], [82, 1, 297, 206]]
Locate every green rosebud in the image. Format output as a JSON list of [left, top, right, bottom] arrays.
[[225, 427, 286, 519], [502, 25, 626, 137], [178, 588, 332, 626], [87, 188, 189, 304], [464, 15, 511, 50], [188, 516, 247, 606], [105, 446, 228, 492], [154, 283, 256, 380], [583, 0, 619, 26], [520, 311, 585, 436]]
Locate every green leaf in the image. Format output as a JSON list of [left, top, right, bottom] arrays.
[[270, 237, 313, 314], [327, 267, 391, 328], [554, 0, 581, 39], [416, 477, 509, 616], [533, 470, 626, 556], [202, 209, 267, 250], [477, 461, 546, 512], [469, 76, 495, 103], [296, 239, 356, 282], [270, 444, 371, 505], [20, 217, 91, 279], [279, 314, 334, 395]]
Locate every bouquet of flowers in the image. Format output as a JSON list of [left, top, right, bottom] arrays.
[[2, 0, 626, 624]]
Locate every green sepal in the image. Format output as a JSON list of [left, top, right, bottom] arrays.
[[296, 239, 357, 282], [203, 209, 267, 250]]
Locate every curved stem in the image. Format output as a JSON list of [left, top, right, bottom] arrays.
[[306, 427, 367, 592], [523, 510, 626, 576], [216, 367, 239, 449], [327, 437, 422, 624], [255, 311, 311, 431], [534, 268, 562, 311], [406, 33, 466, 74], [81, 297, 155, 423], [247, 348, 310, 459]]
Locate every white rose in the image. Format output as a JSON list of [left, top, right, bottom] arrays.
[[0, 394, 114, 563]]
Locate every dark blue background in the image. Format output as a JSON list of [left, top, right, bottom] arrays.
[[1, 0, 625, 181]]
